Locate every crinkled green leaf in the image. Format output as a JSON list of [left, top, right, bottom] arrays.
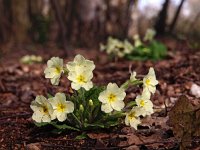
[[50, 122, 80, 131], [34, 122, 49, 127], [75, 133, 88, 140], [84, 123, 105, 129]]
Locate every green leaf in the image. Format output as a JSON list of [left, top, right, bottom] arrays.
[[47, 93, 53, 98], [104, 120, 120, 128], [34, 122, 49, 127], [51, 129, 64, 134], [50, 122, 80, 131], [75, 133, 88, 140], [148, 40, 167, 60], [125, 101, 137, 108], [84, 123, 105, 129]]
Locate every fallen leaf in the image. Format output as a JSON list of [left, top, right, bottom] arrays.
[[168, 95, 200, 149], [26, 143, 41, 150]]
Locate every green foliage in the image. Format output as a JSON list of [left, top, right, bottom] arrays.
[[101, 31, 167, 61], [127, 40, 167, 61], [35, 86, 125, 132], [75, 133, 88, 140]]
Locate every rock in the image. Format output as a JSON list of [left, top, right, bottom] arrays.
[[26, 143, 42, 150], [190, 84, 200, 98]]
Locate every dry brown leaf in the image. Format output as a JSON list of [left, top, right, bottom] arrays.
[[168, 95, 200, 149]]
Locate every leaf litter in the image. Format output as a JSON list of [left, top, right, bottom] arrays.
[[0, 40, 200, 149]]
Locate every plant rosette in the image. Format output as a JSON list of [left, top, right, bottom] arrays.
[[30, 54, 159, 132], [101, 28, 167, 61]]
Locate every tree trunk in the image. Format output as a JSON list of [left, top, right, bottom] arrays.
[[169, 0, 186, 32], [11, 0, 31, 44], [50, 0, 67, 51], [154, 0, 170, 35], [127, 0, 139, 37]]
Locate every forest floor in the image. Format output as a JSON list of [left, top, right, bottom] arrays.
[[0, 38, 200, 150]]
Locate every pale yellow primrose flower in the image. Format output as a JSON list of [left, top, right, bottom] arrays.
[[124, 40, 133, 54], [30, 95, 54, 123], [135, 88, 153, 116], [68, 69, 93, 91], [66, 54, 95, 73], [66, 55, 95, 91], [98, 83, 126, 113], [133, 34, 142, 47], [125, 107, 143, 130], [44, 57, 64, 85], [49, 93, 74, 122], [106, 37, 124, 54], [144, 28, 156, 42], [143, 67, 158, 94]]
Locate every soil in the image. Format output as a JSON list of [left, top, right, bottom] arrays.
[[0, 38, 200, 150]]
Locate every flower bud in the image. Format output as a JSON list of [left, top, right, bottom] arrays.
[[89, 99, 93, 106], [79, 104, 84, 112]]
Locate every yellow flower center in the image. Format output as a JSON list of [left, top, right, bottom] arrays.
[[140, 100, 145, 107], [57, 103, 65, 112], [55, 67, 61, 74], [108, 93, 116, 102], [77, 74, 86, 84], [43, 106, 48, 114], [145, 78, 151, 85], [128, 112, 136, 120]]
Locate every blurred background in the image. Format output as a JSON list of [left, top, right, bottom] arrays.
[[0, 0, 199, 51]]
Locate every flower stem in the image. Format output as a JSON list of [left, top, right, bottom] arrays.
[[72, 113, 82, 128], [80, 88, 86, 106], [121, 80, 143, 90]]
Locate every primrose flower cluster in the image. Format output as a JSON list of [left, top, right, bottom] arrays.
[[30, 54, 158, 130], [101, 28, 167, 60]]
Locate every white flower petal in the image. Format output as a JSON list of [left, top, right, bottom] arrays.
[[101, 103, 113, 113], [55, 93, 66, 102], [130, 118, 141, 130], [32, 111, 43, 123], [148, 86, 156, 94], [44, 68, 58, 78], [148, 67, 155, 76], [71, 82, 81, 90], [57, 113, 67, 122], [142, 88, 151, 99], [82, 81, 93, 91], [50, 77, 60, 85], [125, 115, 130, 126], [74, 54, 85, 63], [65, 101, 74, 113], [151, 78, 159, 85], [98, 91, 108, 103], [42, 114, 52, 122], [116, 90, 126, 101], [111, 100, 125, 111]]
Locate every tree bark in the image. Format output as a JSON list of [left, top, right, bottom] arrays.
[[154, 0, 170, 35], [169, 0, 186, 32], [50, 0, 67, 51], [11, 0, 31, 44]]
